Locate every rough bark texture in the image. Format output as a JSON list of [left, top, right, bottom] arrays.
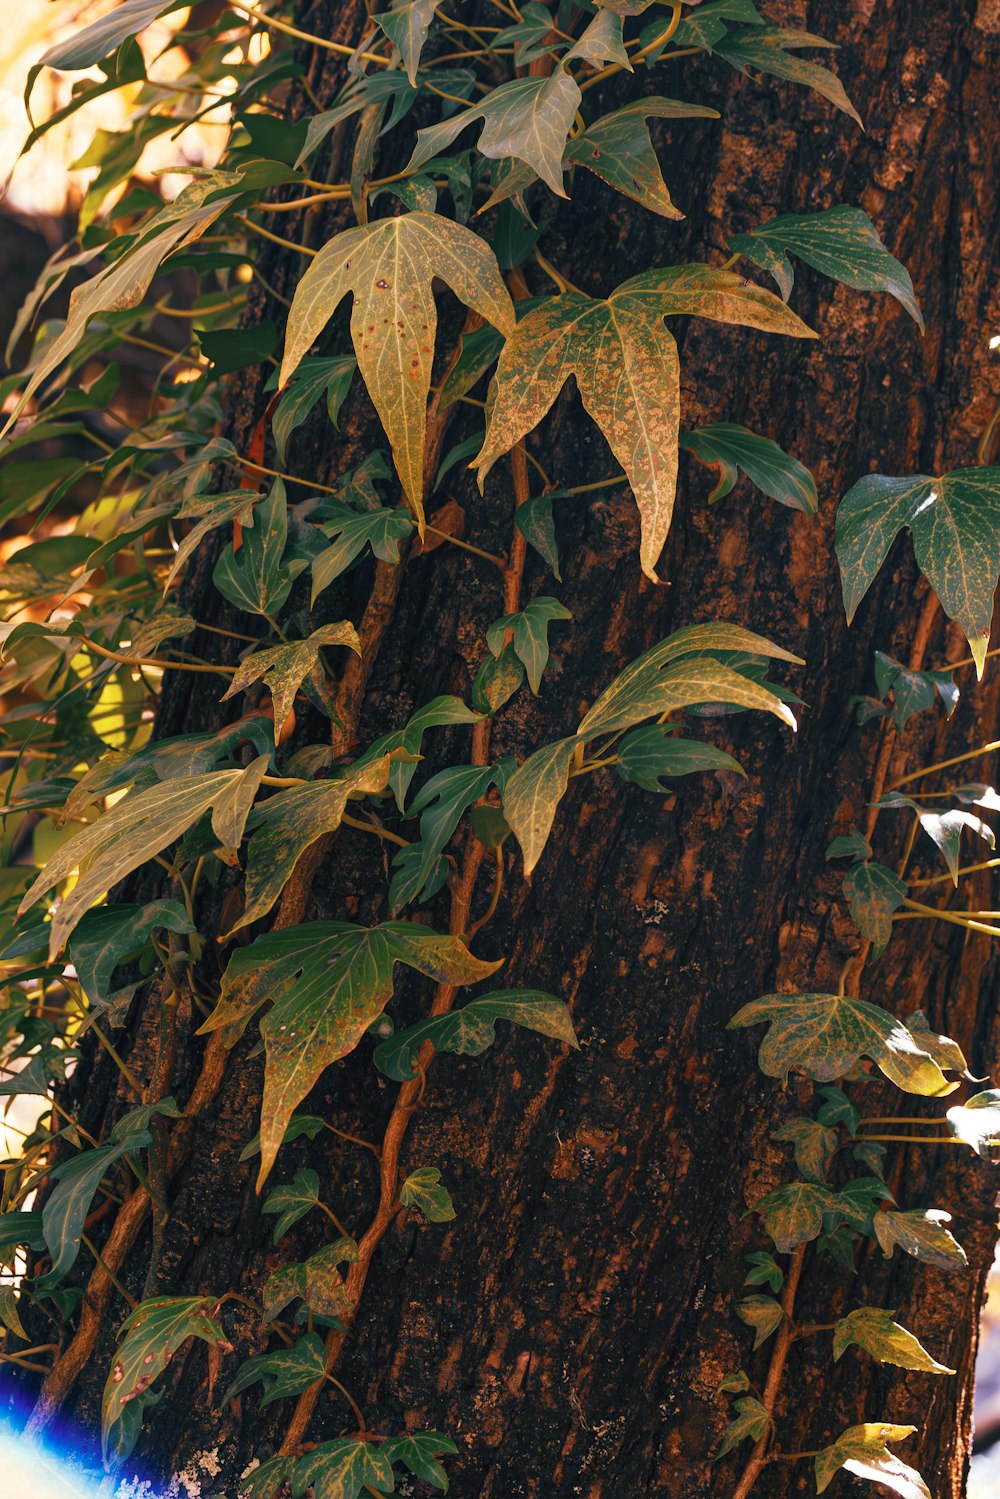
[[17, 2, 1000, 1496]]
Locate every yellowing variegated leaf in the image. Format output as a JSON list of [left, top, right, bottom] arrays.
[[832, 1307, 954, 1374], [873, 1208, 968, 1270], [475, 269, 813, 579], [729, 991, 959, 1095], [502, 736, 581, 877], [222, 622, 361, 732], [279, 213, 514, 528], [815, 1423, 929, 1499], [102, 1297, 228, 1458]]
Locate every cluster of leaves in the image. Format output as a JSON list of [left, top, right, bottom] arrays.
[[0, 0, 994, 1496]]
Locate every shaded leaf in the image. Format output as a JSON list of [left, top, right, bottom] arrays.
[[311, 506, 415, 602], [223, 1332, 326, 1408], [837, 468, 1000, 677], [729, 991, 958, 1095], [279, 213, 514, 528], [752, 1181, 837, 1252], [716, 26, 862, 125], [487, 595, 572, 694], [715, 1396, 770, 1460], [223, 623, 360, 732], [262, 1168, 323, 1242], [292, 1440, 394, 1499], [617, 728, 745, 791], [842, 861, 908, 958], [240, 1456, 298, 1499], [374, 988, 577, 1081], [681, 423, 817, 512], [501, 736, 581, 876], [735, 1294, 783, 1349], [263, 1239, 359, 1323], [377, 0, 439, 86], [772, 1117, 836, 1183], [271, 354, 357, 463], [564, 98, 719, 220], [40, 1127, 153, 1288], [744, 1251, 783, 1293], [833, 1307, 953, 1373], [214, 482, 307, 617], [826, 832, 871, 861], [102, 1296, 228, 1458], [381, 1431, 457, 1491], [400, 1166, 456, 1222]]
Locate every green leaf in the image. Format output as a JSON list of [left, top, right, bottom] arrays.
[[381, 1431, 457, 1491], [311, 506, 415, 602], [102, 1296, 229, 1458], [734, 1294, 783, 1349], [279, 213, 514, 529], [501, 737, 581, 876], [223, 623, 360, 732], [674, 0, 763, 50], [715, 1396, 770, 1460], [487, 596, 572, 694], [752, 1181, 838, 1252], [873, 1208, 968, 1270], [377, 0, 439, 86], [833, 1307, 954, 1374], [946, 1089, 1000, 1158], [873, 651, 958, 732], [836, 468, 1000, 677], [239, 1113, 325, 1164], [716, 26, 862, 126], [728, 991, 959, 1095], [232, 757, 393, 933], [0, 1211, 45, 1254], [815, 1423, 929, 1499], [271, 355, 357, 464], [204, 921, 502, 1188], [223, 1332, 326, 1408], [240, 1456, 298, 1499], [743, 1252, 783, 1293], [729, 207, 922, 328], [400, 1167, 456, 1223], [563, 98, 719, 220], [373, 988, 578, 1081], [772, 1117, 837, 1183], [826, 832, 871, 861], [616, 728, 746, 791], [68, 898, 194, 1008], [514, 492, 561, 579], [355, 695, 483, 811], [475, 271, 814, 581], [564, 9, 631, 69], [842, 861, 908, 958], [680, 423, 817, 512], [19, 768, 246, 959], [473, 643, 525, 715], [873, 790, 995, 884], [34, 0, 179, 74], [263, 1168, 323, 1242], [0, 1285, 28, 1340], [39, 1127, 153, 1288], [292, 1439, 395, 1499], [409, 72, 581, 197], [390, 764, 495, 912], [214, 482, 307, 617], [263, 1239, 359, 1323]]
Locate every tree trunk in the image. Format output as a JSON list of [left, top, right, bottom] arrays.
[[19, 2, 1000, 1496]]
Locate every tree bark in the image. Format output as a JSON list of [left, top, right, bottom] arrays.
[[18, 2, 1000, 1496]]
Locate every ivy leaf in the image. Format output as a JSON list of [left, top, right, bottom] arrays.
[[223, 623, 360, 732], [204, 922, 501, 1188], [231, 757, 393, 933], [734, 1294, 783, 1349], [873, 1208, 968, 1270], [729, 207, 921, 327], [728, 991, 958, 1096], [680, 423, 817, 512], [279, 212, 514, 530], [514, 491, 561, 578], [486, 596, 572, 694], [744, 1252, 783, 1293], [564, 99, 719, 220], [675, 0, 764, 50], [373, 988, 577, 1081], [715, 26, 862, 126], [772, 1117, 837, 1183], [475, 270, 814, 581], [311, 507, 415, 603], [752, 1181, 838, 1252], [842, 861, 908, 958], [270, 354, 357, 463], [69, 898, 194, 1009], [381, 1431, 457, 1491], [211, 757, 271, 860], [19, 768, 246, 958], [815, 1423, 930, 1499], [262, 1168, 323, 1242], [617, 728, 746, 791], [39, 1125, 153, 1288], [263, 1239, 359, 1323], [873, 651, 958, 732], [408, 72, 581, 197], [214, 482, 307, 617], [223, 1332, 327, 1408], [240, 1456, 298, 1499], [102, 1296, 229, 1459], [400, 1167, 456, 1223], [292, 1439, 395, 1499], [501, 736, 581, 876], [564, 9, 631, 68], [376, 0, 439, 86], [873, 790, 995, 884], [833, 1307, 954, 1374], [239, 1113, 325, 1164], [836, 468, 1000, 677], [826, 832, 871, 861], [473, 643, 526, 715], [31, 0, 177, 77], [354, 694, 483, 812], [0, 1211, 45, 1254], [390, 764, 495, 912], [946, 1089, 1000, 1159], [715, 1395, 771, 1460]]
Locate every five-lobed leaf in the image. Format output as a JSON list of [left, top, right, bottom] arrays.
[[292, 1439, 395, 1499], [475, 268, 814, 581], [223, 1332, 327, 1408], [836, 467, 1000, 677], [729, 991, 959, 1096], [280, 213, 514, 530]]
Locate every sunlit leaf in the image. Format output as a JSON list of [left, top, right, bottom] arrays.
[[946, 1089, 1000, 1159], [873, 1208, 968, 1270], [832, 1307, 954, 1373], [815, 1423, 929, 1499]]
